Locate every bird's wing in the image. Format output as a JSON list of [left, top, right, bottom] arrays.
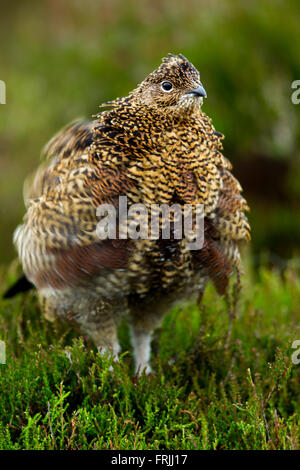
[[24, 120, 94, 202], [191, 129, 250, 296], [214, 167, 250, 242], [14, 120, 132, 290]]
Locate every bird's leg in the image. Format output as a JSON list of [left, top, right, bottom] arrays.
[[78, 297, 122, 368], [129, 324, 154, 376], [85, 320, 121, 372], [41, 297, 57, 322], [128, 296, 167, 376], [97, 342, 121, 362]]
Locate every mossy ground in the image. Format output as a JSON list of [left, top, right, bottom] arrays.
[[0, 258, 299, 450], [1, 1, 300, 452]]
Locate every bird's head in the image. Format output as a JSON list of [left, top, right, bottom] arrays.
[[132, 54, 207, 112]]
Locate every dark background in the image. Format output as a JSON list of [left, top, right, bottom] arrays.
[[0, 0, 300, 267]]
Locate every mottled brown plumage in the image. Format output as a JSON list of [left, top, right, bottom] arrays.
[[13, 54, 250, 374]]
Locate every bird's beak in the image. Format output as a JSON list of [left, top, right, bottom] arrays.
[[186, 85, 207, 98]]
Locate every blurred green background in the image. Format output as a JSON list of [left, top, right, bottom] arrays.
[[0, 0, 300, 266]]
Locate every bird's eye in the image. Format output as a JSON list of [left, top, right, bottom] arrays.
[[161, 81, 173, 92]]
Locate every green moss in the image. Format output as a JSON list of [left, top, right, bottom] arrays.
[[0, 260, 299, 449]]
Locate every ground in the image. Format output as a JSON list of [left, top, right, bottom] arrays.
[[0, 256, 299, 450]]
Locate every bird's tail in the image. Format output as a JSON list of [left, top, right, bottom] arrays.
[[3, 275, 34, 299]]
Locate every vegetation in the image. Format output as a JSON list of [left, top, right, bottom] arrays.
[[1, 0, 300, 451], [0, 259, 299, 450]]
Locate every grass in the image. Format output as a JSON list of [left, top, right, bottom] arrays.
[[0, 258, 300, 450], [0, 257, 299, 450], [1, 0, 300, 263], [1, 1, 300, 451]]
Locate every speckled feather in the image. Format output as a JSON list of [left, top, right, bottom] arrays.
[[13, 54, 250, 373]]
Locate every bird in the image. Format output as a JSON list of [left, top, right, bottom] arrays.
[[7, 54, 250, 374]]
